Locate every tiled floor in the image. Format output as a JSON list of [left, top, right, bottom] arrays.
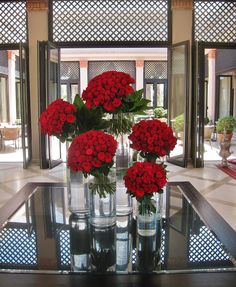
[[0, 160, 235, 230]]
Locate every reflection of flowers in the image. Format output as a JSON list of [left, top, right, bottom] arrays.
[[128, 119, 177, 161], [68, 130, 117, 176], [91, 247, 116, 273], [124, 162, 167, 214], [39, 99, 77, 141], [82, 71, 135, 112]]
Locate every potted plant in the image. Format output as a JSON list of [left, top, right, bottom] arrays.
[[172, 113, 184, 144], [216, 116, 236, 142], [153, 107, 167, 123]]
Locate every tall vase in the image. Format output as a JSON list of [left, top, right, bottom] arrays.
[[67, 168, 89, 216], [88, 173, 116, 228], [136, 193, 162, 272]]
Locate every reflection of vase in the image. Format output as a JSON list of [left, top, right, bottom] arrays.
[[136, 194, 162, 272], [116, 134, 130, 168], [67, 169, 89, 216], [116, 214, 133, 272], [69, 213, 90, 271], [88, 174, 116, 228], [90, 224, 116, 273], [116, 168, 133, 216]]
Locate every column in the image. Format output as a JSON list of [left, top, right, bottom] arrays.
[[8, 51, 16, 124], [80, 60, 88, 95], [26, 0, 49, 164], [207, 49, 216, 123], [135, 60, 144, 90]]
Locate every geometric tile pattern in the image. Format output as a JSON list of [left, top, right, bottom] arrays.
[[0, 1, 27, 44], [189, 226, 230, 263], [52, 0, 168, 43], [60, 62, 80, 81], [194, 1, 236, 42], [144, 61, 168, 79], [88, 61, 135, 81], [58, 228, 70, 267], [0, 226, 37, 268]]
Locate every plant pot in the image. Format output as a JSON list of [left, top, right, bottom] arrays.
[[217, 133, 233, 142]]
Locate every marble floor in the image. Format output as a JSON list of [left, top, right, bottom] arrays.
[[0, 160, 235, 231]]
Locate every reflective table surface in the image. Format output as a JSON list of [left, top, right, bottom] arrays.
[[0, 182, 235, 274]]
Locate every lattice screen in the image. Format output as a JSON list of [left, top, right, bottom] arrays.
[[61, 61, 80, 81], [194, 0, 236, 42], [0, 1, 27, 44], [52, 0, 169, 43], [58, 228, 70, 268], [145, 61, 168, 79], [189, 226, 230, 264], [0, 226, 37, 268], [88, 61, 135, 81]]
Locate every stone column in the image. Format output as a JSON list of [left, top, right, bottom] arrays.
[[26, 0, 49, 164], [207, 49, 216, 123], [80, 60, 88, 95], [7, 51, 17, 124], [136, 60, 144, 91]]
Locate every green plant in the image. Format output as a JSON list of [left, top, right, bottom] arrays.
[[215, 116, 236, 134], [173, 113, 184, 133], [204, 116, 209, 125], [153, 107, 167, 118]]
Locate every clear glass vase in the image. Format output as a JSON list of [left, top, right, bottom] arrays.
[[67, 168, 89, 216], [136, 193, 163, 272], [116, 168, 133, 216], [88, 174, 116, 228]]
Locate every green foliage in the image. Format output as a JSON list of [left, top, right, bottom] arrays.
[[173, 113, 185, 132], [107, 112, 134, 136], [153, 107, 167, 118], [121, 89, 150, 114], [88, 174, 116, 198], [216, 116, 236, 133], [137, 194, 159, 215], [73, 95, 110, 134], [204, 116, 210, 125]]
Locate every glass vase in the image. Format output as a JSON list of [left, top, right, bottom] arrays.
[[116, 168, 133, 216], [67, 168, 89, 216], [136, 193, 163, 272], [88, 173, 116, 228]]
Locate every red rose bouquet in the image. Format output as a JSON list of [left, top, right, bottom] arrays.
[[39, 99, 77, 142], [124, 162, 167, 214], [82, 71, 135, 112], [128, 119, 177, 161], [67, 130, 118, 197]]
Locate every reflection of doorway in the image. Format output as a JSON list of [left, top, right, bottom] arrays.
[[144, 79, 167, 108]]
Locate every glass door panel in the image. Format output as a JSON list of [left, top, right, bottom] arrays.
[[39, 41, 62, 169], [167, 41, 189, 167], [145, 82, 155, 107], [218, 76, 232, 118], [19, 44, 32, 168], [157, 83, 164, 107]]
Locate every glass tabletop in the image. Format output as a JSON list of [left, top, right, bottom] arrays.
[[0, 183, 235, 274]]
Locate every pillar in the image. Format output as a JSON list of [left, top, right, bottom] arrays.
[[207, 49, 216, 122], [26, 0, 49, 164], [7, 51, 17, 124], [80, 61, 88, 95], [136, 60, 144, 91]]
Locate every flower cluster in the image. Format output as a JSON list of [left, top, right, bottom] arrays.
[[124, 162, 167, 198], [39, 99, 77, 138], [67, 130, 117, 176], [82, 71, 135, 112], [128, 119, 177, 159]]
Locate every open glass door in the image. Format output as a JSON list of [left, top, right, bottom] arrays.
[[19, 44, 32, 168], [167, 41, 189, 167], [39, 41, 62, 169]]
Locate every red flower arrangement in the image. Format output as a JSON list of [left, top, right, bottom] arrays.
[[39, 99, 77, 141], [82, 71, 135, 112], [67, 130, 117, 177], [124, 162, 167, 214], [128, 119, 177, 161]]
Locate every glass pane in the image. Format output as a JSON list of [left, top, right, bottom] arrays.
[[0, 76, 8, 122], [156, 83, 164, 107], [61, 84, 67, 100], [219, 76, 231, 117], [168, 44, 188, 166], [70, 84, 79, 103], [49, 47, 59, 103], [145, 83, 154, 107]]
